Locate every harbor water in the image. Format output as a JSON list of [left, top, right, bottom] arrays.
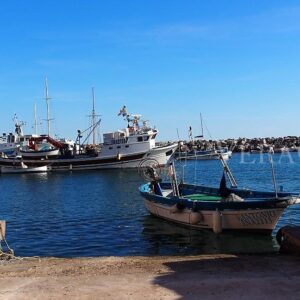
[[1, 153, 300, 257]]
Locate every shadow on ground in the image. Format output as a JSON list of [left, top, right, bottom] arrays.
[[152, 254, 300, 300]]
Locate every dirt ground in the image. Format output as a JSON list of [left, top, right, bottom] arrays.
[[0, 254, 300, 299]]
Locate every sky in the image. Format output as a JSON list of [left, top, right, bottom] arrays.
[[0, 0, 299, 142]]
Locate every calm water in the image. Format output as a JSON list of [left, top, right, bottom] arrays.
[[1, 153, 300, 257]]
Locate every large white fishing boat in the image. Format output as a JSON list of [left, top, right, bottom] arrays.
[[0, 107, 177, 172]]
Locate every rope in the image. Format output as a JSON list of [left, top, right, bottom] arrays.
[[0, 225, 41, 261], [0, 237, 15, 261], [0, 224, 17, 261]]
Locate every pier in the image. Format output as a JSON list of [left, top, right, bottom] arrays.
[[1, 254, 300, 299]]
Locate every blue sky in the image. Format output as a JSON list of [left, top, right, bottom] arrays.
[[0, 0, 299, 141]]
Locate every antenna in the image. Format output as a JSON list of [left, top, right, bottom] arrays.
[[44, 77, 54, 136]]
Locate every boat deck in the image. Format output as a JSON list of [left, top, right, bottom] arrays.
[[182, 194, 223, 201]]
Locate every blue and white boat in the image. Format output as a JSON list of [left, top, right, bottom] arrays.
[[139, 158, 300, 234]]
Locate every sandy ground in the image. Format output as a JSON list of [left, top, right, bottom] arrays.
[[0, 254, 300, 300]]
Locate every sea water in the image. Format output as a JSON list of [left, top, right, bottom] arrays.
[[1, 152, 300, 257]]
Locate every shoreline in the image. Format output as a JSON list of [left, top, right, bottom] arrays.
[[1, 254, 300, 299]]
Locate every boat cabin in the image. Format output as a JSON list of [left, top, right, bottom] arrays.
[[101, 125, 158, 157]]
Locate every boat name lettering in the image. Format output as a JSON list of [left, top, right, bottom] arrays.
[[239, 210, 277, 226]]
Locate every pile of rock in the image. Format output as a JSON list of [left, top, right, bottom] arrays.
[[179, 136, 300, 153]]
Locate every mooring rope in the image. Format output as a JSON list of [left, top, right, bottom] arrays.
[[0, 238, 15, 261], [0, 224, 18, 261]]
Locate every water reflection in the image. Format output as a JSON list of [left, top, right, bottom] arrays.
[[141, 215, 277, 255]]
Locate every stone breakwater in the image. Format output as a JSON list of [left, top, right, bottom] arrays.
[[180, 136, 300, 153]]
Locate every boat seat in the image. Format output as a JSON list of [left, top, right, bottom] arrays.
[[182, 194, 223, 201]]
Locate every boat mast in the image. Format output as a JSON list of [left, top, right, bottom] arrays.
[[44, 77, 53, 136], [34, 103, 38, 135], [269, 147, 278, 198], [170, 161, 180, 197], [92, 87, 96, 145], [200, 113, 204, 138], [219, 154, 237, 188], [88, 87, 100, 145]]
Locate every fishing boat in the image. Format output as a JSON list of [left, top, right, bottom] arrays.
[[139, 155, 300, 234], [0, 108, 177, 172]]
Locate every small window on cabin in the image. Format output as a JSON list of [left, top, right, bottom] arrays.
[[143, 136, 149, 141], [125, 145, 129, 148], [109, 146, 113, 150], [165, 150, 173, 156], [137, 137, 143, 142], [151, 134, 157, 139], [117, 146, 121, 149]]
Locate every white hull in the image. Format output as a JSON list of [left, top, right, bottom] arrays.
[[144, 199, 284, 233], [0, 143, 177, 172], [1, 165, 47, 174], [48, 143, 177, 171]]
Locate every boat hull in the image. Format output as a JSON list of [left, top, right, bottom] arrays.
[[140, 182, 300, 234], [144, 199, 284, 233], [0, 143, 177, 172], [1, 165, 47, 174]]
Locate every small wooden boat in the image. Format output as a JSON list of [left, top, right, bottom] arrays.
[[139, 158, 300, 234]]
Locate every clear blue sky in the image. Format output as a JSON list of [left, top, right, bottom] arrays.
[[0, 0, 299, 141]]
